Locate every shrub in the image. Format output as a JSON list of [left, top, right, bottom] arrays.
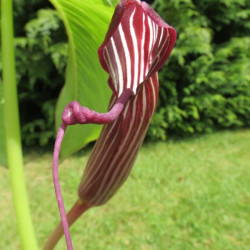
[[147, 0, 250, 140], [13, 1, 68, 146], [1, 0, 249, 146]]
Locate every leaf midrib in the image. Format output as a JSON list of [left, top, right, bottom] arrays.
[[51, 0, 79, 99]]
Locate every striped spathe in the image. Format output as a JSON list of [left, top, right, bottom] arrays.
[[50, 1, 176, 249], [78, 73, 159, 205], [77, 0, 176, 206], [99, 0, 176, 96]]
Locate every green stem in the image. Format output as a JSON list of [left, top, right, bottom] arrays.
[[1, 0, 38, 249]]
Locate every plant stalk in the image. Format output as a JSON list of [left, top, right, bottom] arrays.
[[43, 200, 90, 250], [1, 0, 38, 249]]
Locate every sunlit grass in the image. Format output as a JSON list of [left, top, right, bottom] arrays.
[[1, 130, 249, 249]]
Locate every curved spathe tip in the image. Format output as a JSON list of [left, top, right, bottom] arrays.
[[98, 0, 176, 96]]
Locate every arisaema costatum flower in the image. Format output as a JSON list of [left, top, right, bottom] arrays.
[[44, 1, 176, 249]]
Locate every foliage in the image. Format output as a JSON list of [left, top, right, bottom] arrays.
[[148, 0, 250, 140], [15, 7, 68, 146], [1, 129, 250, 248], [0, 0, 68, 147], [1, 0, 250, 147]]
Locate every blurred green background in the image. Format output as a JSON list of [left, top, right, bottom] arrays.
[[1, 0, 249, 147]]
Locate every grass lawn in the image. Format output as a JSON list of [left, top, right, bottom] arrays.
[[0, 129, 249, 250]]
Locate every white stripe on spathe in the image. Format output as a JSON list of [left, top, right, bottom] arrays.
[[139, 13, 146, 83], [147, 16, 153, 67], [118, 24, 131, 90], [150, 75, 157, 110], [130, 9, 139, 93], [111, 37, 123, 96], [104, 47, 117, 92], [152, 20, 156, 45], [158, 27, 164, 49]]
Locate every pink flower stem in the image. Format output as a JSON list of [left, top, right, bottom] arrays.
[[62, 89, 134, 125], [50, 89, 133, 249], [52, 123, 73, 250]]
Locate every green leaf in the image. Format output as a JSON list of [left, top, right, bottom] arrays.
[[0, 81, 7, 166], [50, 0, 117, 158]]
